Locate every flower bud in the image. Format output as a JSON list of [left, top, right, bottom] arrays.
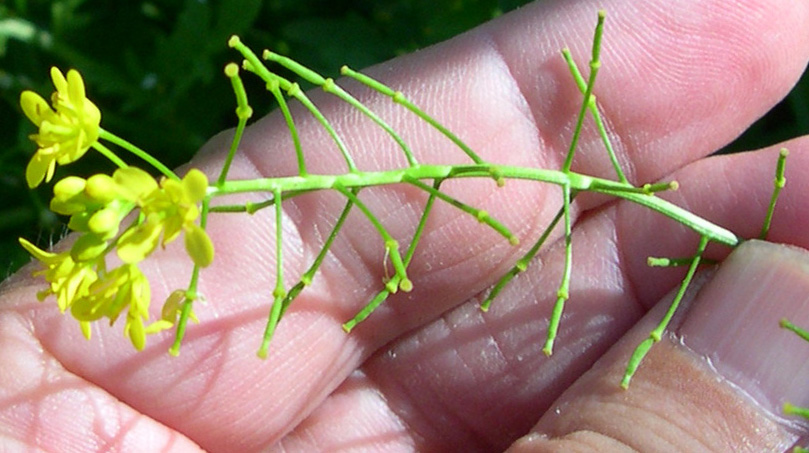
[[70, 233, 108, 262], [51, 176, 89, 215], [85, 174, 118, 204], [88, 207, 119, 237], [54, 176, 86, 199]]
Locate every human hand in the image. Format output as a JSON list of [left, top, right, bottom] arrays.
[[2, 0, 809, 451]]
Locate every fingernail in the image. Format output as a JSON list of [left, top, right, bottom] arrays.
[[680, 240, 809, 419]]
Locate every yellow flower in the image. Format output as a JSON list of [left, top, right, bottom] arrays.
[[70, 264, 152, 350], [18, 238, 98, 312], [21, 67, 101, 188], [117, 168, 214, 267]]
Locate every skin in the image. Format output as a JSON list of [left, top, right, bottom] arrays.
[[2, 0, 809, 451]]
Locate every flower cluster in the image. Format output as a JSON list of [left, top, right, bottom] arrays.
[[20, 68, 101, 188], [19, 68, 214, 350]]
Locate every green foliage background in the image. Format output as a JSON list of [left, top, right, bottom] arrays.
[[0, 0, 807, 278]]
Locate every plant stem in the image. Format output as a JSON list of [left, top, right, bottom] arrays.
[[621, 236, 709, 388], [219, 63, 253, 185], [98, 129, 179, 180], [343, 180, 442, 332], [543, 183, 573, 356], [264, 50, 419, 167], [759, 148, 788, 239], [258, 188, 287, 358], [210, 164, 739, 247]]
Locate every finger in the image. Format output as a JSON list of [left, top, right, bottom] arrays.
[[508, 240, 809, 452], [0, 286, 203, 451], [274, 141, 809, 451], [6, 0, 808, 452]]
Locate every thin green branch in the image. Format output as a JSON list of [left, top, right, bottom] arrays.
[[218, 63, 254, 186], [90, 140, 128, 169], [334, 184, 412, 292], [759, 148, 788, 239], [647, 256, 717, 267], [404, 175, 518, 245], [343, 180, 442, 332], [562, 47, 627, 183], [98, 129, 179, 181], [228, 36, 357, 172], [340, 65, 486, 166], [278, 190, 358, 321], [266, 77, 307, 176], [621, 235, 709, 388], [264, 50, 419, 167], [481, 201, 568, 311], [562, 10, 606, 174], [169, 196, 211, 356], [543, 184, 573, 356], [258, 188, 287, 358], [780, 318, 809, 342], [208, 189, 316, 214]]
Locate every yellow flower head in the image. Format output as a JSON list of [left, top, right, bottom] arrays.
[[20, 67, 101, 188], [116, 168, 214, 267], [18, 238, 98, 313], [70, 263, 152, 350]]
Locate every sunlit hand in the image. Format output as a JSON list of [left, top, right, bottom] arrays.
[[2, 0, 809, 451]]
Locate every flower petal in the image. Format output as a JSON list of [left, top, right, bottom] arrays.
[[18, 237, 57, 262], [144, 319, 174, 335], [25, 152, 53, 188], [125, 314, 146, 351], [50, 67, 68, 95], [66, 69, 86, 107], [182, 169, 209, 202], [117, 222, 161, 263], [20, 91, 51, 126], [113, 167, 158, 201]]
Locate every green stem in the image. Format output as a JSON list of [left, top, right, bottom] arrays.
[[267, 78, 307, 176], [278, 191, 358, 320], [562, 10, 605, 173], [169, 196, 211, 356], [781, 318, 809, 342], [210, 164, 739, 247], [562, 46, 627, 183], [621, 235, 709, 388], [90, 141, 128, 169], [404, 175, 518, 245], [759, 148, 788, 239], [343, 180, 442, 332], [228, 36, 357, 172], [258, 188, 287, 358], [481, 203, 566, 311], [340, 66, 485, 165], [543, 184, 573, 356], [334, 184, 412, 292], [219, 63, 253, 186], [264, 50, 419, 167], [98, 129, 179, 180]]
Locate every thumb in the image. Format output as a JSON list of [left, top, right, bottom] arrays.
[[508, 240, 809, 452]]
